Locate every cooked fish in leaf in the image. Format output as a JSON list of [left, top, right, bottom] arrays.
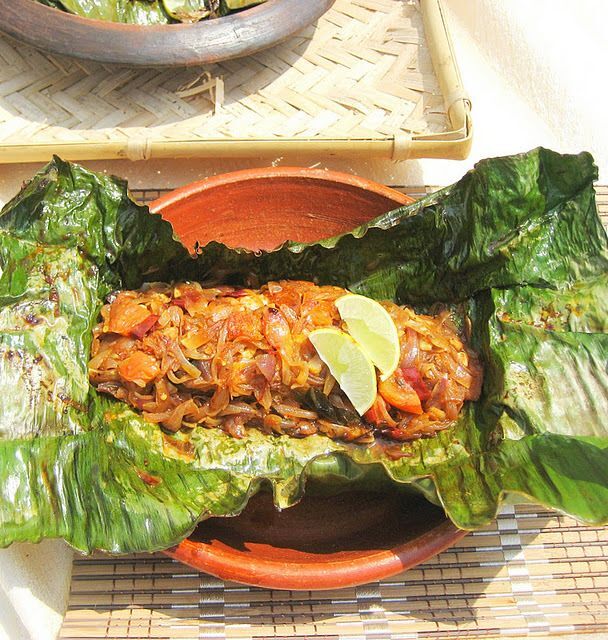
[[89, 281, 482, 442], [0, 149, 606, 554]]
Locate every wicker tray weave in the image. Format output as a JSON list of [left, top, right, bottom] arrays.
[[0, 0, 470, 163]]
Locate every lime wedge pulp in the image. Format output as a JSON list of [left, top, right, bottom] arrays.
[[308, 327, 377, 416], [335, 293, 400, 381]]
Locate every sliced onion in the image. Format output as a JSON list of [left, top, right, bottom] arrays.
[[401, 329, 419, 367], [257, 384, 272, 411], [167, 369, 194, 385], [444, 401, 459, 421], [267, 282, 283, 294], [162, 404, 188, 432], [307, 373, 325, 386], [221, 403, 260, 417], [88, 351, 110, 370], [143, 408, 175, 423], [223, 416, 247, 438], [307, 354, 323, 375], [255, 353, 276, 382], [207, 387, 230, 416], [96, 382, 125, 399], [170, 342, 201, 379], [194, 358, 213, 381], [273, 403, 318, 420], [322, 373, 336, 396]]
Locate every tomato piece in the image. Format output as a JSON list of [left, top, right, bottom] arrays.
[[172, 284, 208, 315], [378, 378, 423, 415], [118, 351, 159, 386], [400, 366, 431, 402], [364, 395, 397, 427], [131, 314, 159, 339], [364, 400, 382, 425], [222, 289, 248, 298], [108, 294, 154, 336]]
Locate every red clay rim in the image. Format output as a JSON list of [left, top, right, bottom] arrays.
[[151, 168, 462, 590], [165, 519, 466, 591], [149, 166, 415, 214]]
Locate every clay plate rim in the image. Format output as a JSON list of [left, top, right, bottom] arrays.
[[164, 517, 466, 590], [151, 167, 466, 590], [149, 165, 417, 214]]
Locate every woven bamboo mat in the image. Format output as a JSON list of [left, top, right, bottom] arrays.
[[60, 504, 608, 639], [59, 185, 608, 640], [0, 0, 468, 163]]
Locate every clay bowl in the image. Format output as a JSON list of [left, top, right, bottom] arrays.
[[0, 0, 333, 67], [150, 167, 467, 590]]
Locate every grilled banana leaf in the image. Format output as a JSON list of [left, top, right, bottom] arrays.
[[57, 0, 172, 23], [42, 0, 266, 23], [223, 0, 266, 9], [162, 0, 213, 22], [0, 148, 606, 553]]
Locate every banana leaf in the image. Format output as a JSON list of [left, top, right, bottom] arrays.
[[222, 0, 266, 9], [162, 0, 213, 22], [0, 148, 607, 554], [37, 0, 64, 8], [56, 0, 173, 23], [42, 0, 266, 23], [162, 0, 264, 22]]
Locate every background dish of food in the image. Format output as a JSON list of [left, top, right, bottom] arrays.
[[0, 0, 333, 66], [0, 0, 469, 164]]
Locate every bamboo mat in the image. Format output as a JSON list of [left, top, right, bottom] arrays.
[[59, 185, 608, 640], [0, 0, 471, 163], [61, 504, 608, 640]]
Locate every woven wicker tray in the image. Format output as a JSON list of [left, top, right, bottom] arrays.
[[0, 0, 470, 164]]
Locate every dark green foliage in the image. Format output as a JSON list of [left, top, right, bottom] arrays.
[[0, 149, 606, 553]]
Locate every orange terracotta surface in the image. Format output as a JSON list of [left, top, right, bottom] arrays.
[[150, 167, 415, 251], [152, 167, 466, 590]]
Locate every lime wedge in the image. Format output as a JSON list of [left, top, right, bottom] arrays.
[[335, 293, 400, 381], [308, 327, 377, 415]]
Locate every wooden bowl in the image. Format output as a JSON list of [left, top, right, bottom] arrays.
[[0, 0, 333, 67], [150, 167, 467, 590]]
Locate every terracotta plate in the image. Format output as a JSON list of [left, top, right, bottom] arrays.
[[0, 0, 333, 67], [151, 167, 467, 590]]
